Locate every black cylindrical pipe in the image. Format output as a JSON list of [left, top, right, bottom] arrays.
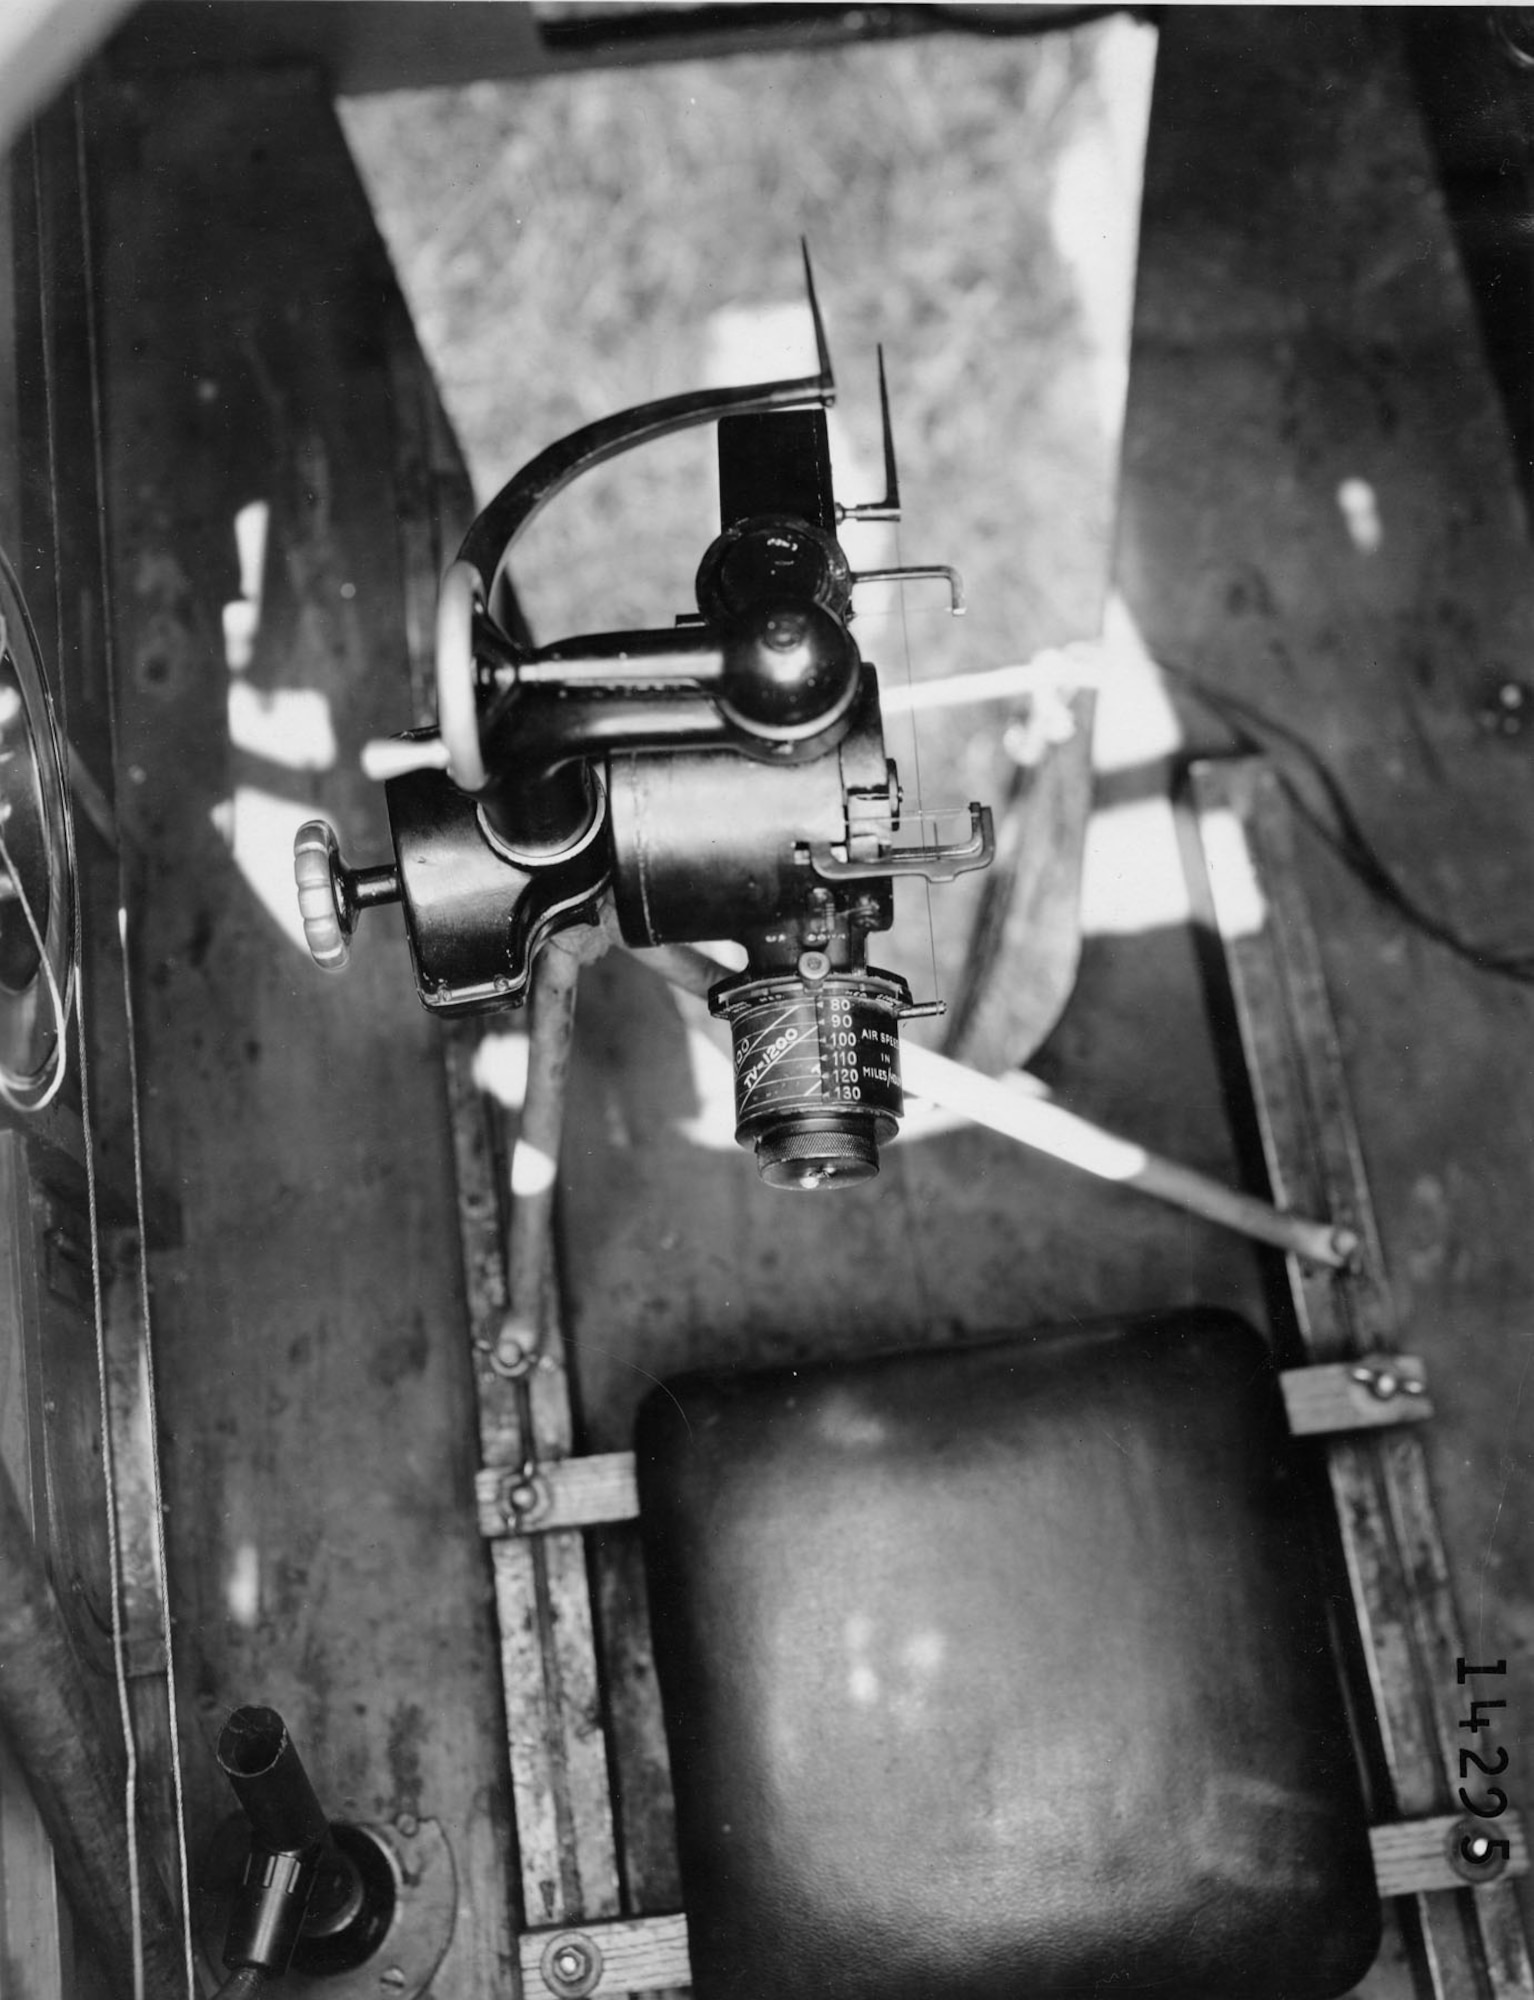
[[216, 1706, 330, 1857], [217, 1706, 329, 1975]]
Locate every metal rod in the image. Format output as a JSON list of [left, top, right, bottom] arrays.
[[637, 943, 1352, 1269], [0, 1454, 185, 1995], [881, 648, 1100, 716], [496, 942, 583, 1372]]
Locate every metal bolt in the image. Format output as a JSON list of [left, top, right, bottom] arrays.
[[541, 1929, 603, 1998], [491, 1319, 536, 1378], [1448, 1814, 1509, 1882], [1330, 1225, 1361, 1267], [797, 950, 831, 981], [501, 1467, 550, 1531]]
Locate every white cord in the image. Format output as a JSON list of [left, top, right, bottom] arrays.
[[67, 822, 146, 2000], [118, 902, 198, 1998], [34, 116, 148, 1992]]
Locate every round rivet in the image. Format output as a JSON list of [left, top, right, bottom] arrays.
[[1370, 1370, 1399, 1401]]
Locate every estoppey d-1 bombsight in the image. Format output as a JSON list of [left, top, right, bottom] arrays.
[[293, 254, 994, 1190]]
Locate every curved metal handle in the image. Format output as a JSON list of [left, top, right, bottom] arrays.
[[457, 243, 836, 606]]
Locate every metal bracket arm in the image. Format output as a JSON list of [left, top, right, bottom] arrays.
[[803, 802, 995, 883]]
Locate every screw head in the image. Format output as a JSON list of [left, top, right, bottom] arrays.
[[797, 950, 831, 982], [1370, 1370, 1399, 1401]]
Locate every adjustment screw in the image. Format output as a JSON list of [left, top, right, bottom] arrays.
[[797, 950, 831, 982]]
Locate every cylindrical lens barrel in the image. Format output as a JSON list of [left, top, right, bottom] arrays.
[[710, 969, 909, 1190]]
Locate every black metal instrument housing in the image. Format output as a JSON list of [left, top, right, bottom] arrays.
[[341, 267, 994, 1183]]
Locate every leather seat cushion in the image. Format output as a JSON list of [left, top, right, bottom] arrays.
[[636, 1307, 1380, 2000]]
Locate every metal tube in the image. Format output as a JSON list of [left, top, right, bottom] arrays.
[[496, 941, 584, 1371], [0, 1454, 184, 1996], [216, 1706, 330, 1857], [637, 943, 1352, 1269]]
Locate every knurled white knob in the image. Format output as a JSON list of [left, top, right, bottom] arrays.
[[293, 820, 351, 971]]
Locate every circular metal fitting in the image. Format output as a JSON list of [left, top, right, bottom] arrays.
[[477, 771, 608, 869], [710, 966, 910, 1191], [716, 600, 860, 743], [696, 515, 853, 626], [1447, 1816, 1510, 1884], [540, 1929, 603, 1999]]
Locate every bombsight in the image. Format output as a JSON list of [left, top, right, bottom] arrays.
[[294, 253, 993, 1189]]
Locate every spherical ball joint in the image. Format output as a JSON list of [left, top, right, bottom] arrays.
[[718, 599, 860, 740]]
